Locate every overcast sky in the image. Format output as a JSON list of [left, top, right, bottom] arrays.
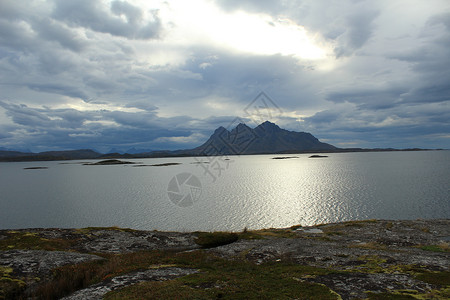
[[0, 0, 449, 152]]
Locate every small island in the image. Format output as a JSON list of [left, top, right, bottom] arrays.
[[309, 155, 328, 158], [83, 159, 136, 165], [23, 167, 48, 170], [133, 163, 181, 167], [272, 156, 299, 160]]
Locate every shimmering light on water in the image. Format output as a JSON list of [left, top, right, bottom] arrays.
[[0, 151, 449, 231]]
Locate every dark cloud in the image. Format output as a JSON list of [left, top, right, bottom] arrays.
[[28, 84, 89, 101], [0, 100, 226, 152], [0, 1, 30, 21], [402, 84, 450, 104], [124, 101, 159, 111], [111, 1, 143, 25], [0, 2, 86, 54], [32, 18, 86, 52], [0, 101, 91, 129], [0, 19, 35, 52], [327, 88, 406, 109], [302, 101, 450, 148], [52, 0, 161, 39], [180, 51, 324, 111], [384, 12, 450, 107], [428, 12, 450, 30], [334, 9, 380, 58]]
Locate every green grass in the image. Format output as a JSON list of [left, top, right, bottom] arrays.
[[104, 277, 337, 299], [0, 227, 139, 251], [0, 231, 77, 251], [349, 241, 388, 251], [104, 253, 340, 299], [0, 266, 26, 300], [194, 232, 239, 248], [28, 249, 341, 300], [75, 226, 138, 234], [3, 223, 448, 299], [418, 244, 450, 253], [415, 271, 450, 286], [365, 270, 450, 300], [366, 292, 417, 299], [238, 228, 299, 240], [366, 287, 450, 300], [32, 250, 177, 299]]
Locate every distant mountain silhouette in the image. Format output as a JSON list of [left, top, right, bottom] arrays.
[[106, 147, 156, 154], [190, 121, 336, 155], [0, 150, 33, 158], [0, 121, 431, 162], [0, 149, 100, 161]]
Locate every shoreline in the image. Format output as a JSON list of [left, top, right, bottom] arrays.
[[1, 219, 449, 299], [1, 217, 449, 233], [0, 148, 446, 163]]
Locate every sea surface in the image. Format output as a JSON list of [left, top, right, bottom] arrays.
[[0, 151, 449, 231]]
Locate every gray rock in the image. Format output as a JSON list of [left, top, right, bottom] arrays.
[[61, 267, 198, 300], [0, 250, 103, 277]]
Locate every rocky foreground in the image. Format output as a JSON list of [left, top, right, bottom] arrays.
[[1, 219, 449, 299]]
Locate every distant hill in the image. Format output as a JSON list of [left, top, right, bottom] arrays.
[[190, 121, 336, 155], [38, 149, 100, 159], [0, 149, 100, 161], [0, 121, 434, 162], [106, 147, 156, 154], [0, 150, 33, 158]]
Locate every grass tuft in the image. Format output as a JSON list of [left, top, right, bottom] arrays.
[[415, 271, 450, 286], [418, 243, 450, 253], [194, 232, 239, 248], [0, 266, 26, 300], [0, 231, 77, 251], [104, 255, 339, 299]]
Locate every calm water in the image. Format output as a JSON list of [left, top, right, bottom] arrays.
[[0, 151, 449, 231]]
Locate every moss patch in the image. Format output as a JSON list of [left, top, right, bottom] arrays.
[[0, 231, 77, 251], [349, 241, 388, 251], [417, 244, 450, 253], [367, 287, 450, 300], [104, 254, 339, 300], [0, 266, 26, 300], [28, 249, 340, 300], [415, 271, 450, 286], [238, 228, 299, 240], [32, 251, 173, 299], [194, 232, 239, 248], [367, 291, 417, 299], [76, 226, 138, 234], [347, 255, 426, 275]]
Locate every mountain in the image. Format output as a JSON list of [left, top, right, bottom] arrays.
[[0, 149, 100, 161], [38, 149, 100, 159], [125, 147, 155, 154], [191, 121, 336, 155], [107, 148, 125, 154], [0, 150, 33, 158], [106, 147, 156, 154], [1, 121, 429, 162]]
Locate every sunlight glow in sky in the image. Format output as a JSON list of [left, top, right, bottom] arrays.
[[132, 0, 329, 65], [163, 1, 327, 59]]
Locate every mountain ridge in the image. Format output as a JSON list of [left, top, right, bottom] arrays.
[[191, 121, 336, 155], [0, 121, 436, 161]]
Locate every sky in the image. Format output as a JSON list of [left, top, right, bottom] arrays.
[[0, 0, 449, 153]]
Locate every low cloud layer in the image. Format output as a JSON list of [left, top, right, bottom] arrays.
[[0, 0, 449, 152]]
